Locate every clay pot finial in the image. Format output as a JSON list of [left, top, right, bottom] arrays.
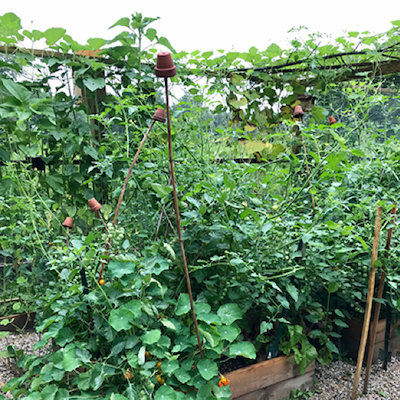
[[88, 198, 102, 213], [328, 116, 337, 125], [62, 217, 73, 228], [152, 108, 166, 123], [293, 105, 304, 118], [155, 52, 176, 78]]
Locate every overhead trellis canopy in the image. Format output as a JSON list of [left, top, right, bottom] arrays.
[[1, 14, 400, 132]]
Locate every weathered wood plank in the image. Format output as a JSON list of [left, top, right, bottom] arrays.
[[232, 370, 315, 400], [342, 318, 400, 363], [0, 312, 36, 331], [225, 355, 314, 399]]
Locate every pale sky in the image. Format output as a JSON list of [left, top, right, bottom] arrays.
[[2, 0, 400, 53]]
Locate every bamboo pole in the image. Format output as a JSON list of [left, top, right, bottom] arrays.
[[351, 206, 383, 400], [164, 78, 203, 359], [97, 120, 157, 283], [363, 206, 397, 393], [301, 136, 316, 214]]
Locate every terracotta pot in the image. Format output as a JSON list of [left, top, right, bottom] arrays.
[[293, 105, 304, 118], [152, 108, 166, 123], [62, 217, 73, 228], [155, 52, 176, 78], [328, 116, 337, 125], [88, 198, 102, 213]]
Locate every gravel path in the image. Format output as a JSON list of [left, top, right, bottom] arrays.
[[314, 355, 400, 399], [0, 331, 45, 399], [1, 332, 400, 399]]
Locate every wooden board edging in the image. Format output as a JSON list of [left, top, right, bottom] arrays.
[[0, 312, 36, 332], [225, 355, 315, 399]]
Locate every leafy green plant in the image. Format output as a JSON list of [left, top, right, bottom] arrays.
[[2, 9, 400, 400]]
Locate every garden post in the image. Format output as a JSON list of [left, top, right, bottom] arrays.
[[363, 206, 396, 393], [156, 52, 204, 358], [351, 206, 382, 400]]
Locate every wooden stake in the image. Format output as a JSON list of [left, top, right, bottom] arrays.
[[351, 206, 383, 400], [164, 78, 203, 359], [97, 120, 156, 283], [301, 136, 316, 214], [363, 206, 397, 393]]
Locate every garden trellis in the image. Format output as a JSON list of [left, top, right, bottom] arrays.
[[2, 11, 400, 400]]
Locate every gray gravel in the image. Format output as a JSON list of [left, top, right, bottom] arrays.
[[2, 332, 400, 399], [0, 331, 46, 399], [314, 354, 400, 399]]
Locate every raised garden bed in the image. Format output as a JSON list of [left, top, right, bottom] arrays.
[[341, 317, 400, 363], [225, 355, 315, 400], [0, 312, 36, 332]]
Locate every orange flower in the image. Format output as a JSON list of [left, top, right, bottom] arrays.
[[218, 374, 230, 387]]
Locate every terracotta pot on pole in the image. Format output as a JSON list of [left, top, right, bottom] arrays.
[[327, 116, 337, 143], [88, 198, 108, 231], [62, 217, 73, 247], [293, 105, 304, 120], [155, 52, 177, 78], [156, 52, 203, 359]]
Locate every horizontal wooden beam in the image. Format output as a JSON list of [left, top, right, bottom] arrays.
[[0, 45, 104, 60]]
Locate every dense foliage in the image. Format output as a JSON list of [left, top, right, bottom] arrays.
[[1, 11, 400, 400]]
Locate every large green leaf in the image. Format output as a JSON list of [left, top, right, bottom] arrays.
[[311, 106, 328, 123], [198, 323, 220, 347], [154, 385, 177, 400], [174, 368, 191, 383], [175, 293, 190, 316], [44, 27, 66, 46], [87, 38, 106, 50], [62, 344, 80, 371], [0, 13, 23, 42], [2, 79, 31, 103], [197, 313, 221, 325], [229, 342, 256, 359], [110, 394, 129, 400], [109, 308, 135, 332], [83, 77, 106, 92], [286, 283, 299, 302], [46, 173, 64, 195], [151, 183, 172, 196], [162, 359, 180, 373], [41, 384, 58, 400], [55, 388, 69, 400], [108, 260, 136, 278], [217, 324, 240, 342], [109, 17, 130, 29], [141, 329, 161, 345], [228, 97, 247, 109], [197, 358, 219, 380], [217, 303, 243, 325]]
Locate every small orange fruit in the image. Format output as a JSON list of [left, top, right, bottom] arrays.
[[145, 351, 150, 358], [124, 370, 132, 379], [157, 377, 165, 385], [157, 361, 162, 369], [99, 279, 105, 285]]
